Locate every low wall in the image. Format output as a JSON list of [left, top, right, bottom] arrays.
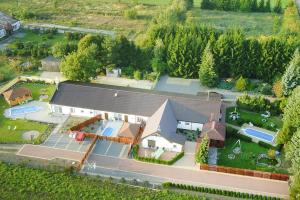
[[98, 135, 132, 144], [200, 164, 289, 181], [77, 135, 98, 171]]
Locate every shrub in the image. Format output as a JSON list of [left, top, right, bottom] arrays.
[[272, 80, 283, 98], [258, 83, 272, 95], [195, 134, 209, 164], [237, 94, 271, 112], [133, 70, 142, 80], [235, 76, 247, 91], [124, 9, 138, 19]]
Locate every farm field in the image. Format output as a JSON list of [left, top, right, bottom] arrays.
[[0, 162, 204, 200]]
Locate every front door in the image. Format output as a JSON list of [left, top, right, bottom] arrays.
[[124, 115, 128, 122], [105, 113, 108, 120]]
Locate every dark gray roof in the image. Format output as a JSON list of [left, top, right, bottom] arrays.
[[142, 100, 186, 145], [50, 81, 221, 124]]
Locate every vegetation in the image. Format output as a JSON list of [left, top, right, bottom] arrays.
[[0, 162, 204, 200], [235, 76, 247, 91], [162, 182, 281, 200], [132, 145, 184, 165], [195, 134, 209, 164], [198, 43, 218, 87], [226, 107, 282, 131], [282, 49, 300, 96], [218, 127, 287, 173]]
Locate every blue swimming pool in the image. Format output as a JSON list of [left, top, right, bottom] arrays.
[[10, 106, 41, 117], [243, 128, 274, 142], [102, 127, 113, 137]]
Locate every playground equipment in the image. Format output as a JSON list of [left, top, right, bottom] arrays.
[[232, 139, 242, 154], [229, 107, 240, 121]]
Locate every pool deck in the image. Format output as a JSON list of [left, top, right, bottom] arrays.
[[240, 124, 277, 145]]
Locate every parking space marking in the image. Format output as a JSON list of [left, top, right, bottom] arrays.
[[53, 134, 64, 148], [118, 145, 128, 158], [65, 135, 74, 150], [104, 141, 112, 156]]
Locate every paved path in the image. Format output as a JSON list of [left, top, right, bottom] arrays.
[[24, 23, 115, 37], [83, 155, 288, 199]]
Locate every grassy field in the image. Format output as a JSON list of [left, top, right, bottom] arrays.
[[217, 136, 288, 173], [0, 82, 55, 143], [11, 30, 66, 45], [226, 107, 282, 131]]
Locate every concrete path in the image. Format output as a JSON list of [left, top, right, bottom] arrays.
[[24, 23, 115, 37], [83, 155, 288, 199]]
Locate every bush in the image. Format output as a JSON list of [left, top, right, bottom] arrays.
[[133, 70, 142, 80], [272, 80, 283, 98], [258, 83, 273, 95], [195, 134, 209, 164], [124, 9, 138, 19], [237, 94, 271, 112], [235, 76, 247, 91]]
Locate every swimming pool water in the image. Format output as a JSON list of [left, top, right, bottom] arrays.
[[10, 106, 41, 117], [102, 127, 113, 137], [243, 128, 274, 142]]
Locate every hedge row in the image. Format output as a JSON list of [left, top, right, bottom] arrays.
[[162, 182, 282, 200], [132, 145, 184, 165]]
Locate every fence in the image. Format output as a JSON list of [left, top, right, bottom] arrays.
[[77, 135, 98, 171], [70, 115, 102, 132], [200, 164, 289, 181], [98, 135, 132, 144]]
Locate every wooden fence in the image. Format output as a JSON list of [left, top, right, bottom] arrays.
[[200, 164, 289, 181], [77, 135, 98, 171], [98, 135, 132, 144], [70, 115, 101, 132]]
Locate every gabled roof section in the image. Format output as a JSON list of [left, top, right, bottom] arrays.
[[142, 99, 186, 145], [118, 122, 140, 139], [201, 121, 226, 141], [3, 87, 31, 100], [50, 81, 221, 124]]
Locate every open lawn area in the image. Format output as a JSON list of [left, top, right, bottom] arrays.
[[191, 9, 280, 36], [226, 107, 282, 131], [0, 97, 49, 143], [13, 81, 56, 102], [217, 136, 288, 174]]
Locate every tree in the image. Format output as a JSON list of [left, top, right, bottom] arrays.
[[133, 70, 142, 80], [60, 44, 98, 82], [201, 0, 212, 9], [251, 0, 258, 11], [272, 79, 283, 97], [195, 134, 209, 164], [277, 87, 300, 144], [289, 173, 300, 200], [264, 0, 271, 12], [235, 76, 247, 91], [286, 129, 300, 174], [52, 42, 77, 58], [282, 49, 300, 96], [258, 0, 265, 12], [199, 43, 218, 87], [151, 38, 167, 74], [273, 0, 282, 13]]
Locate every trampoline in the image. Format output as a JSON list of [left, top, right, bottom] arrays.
[[102, 127, 113, 137]]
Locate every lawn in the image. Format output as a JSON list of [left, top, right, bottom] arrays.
[[226, 107, 282, 131], [217, 136, 288, 174], [0, 82, 55, 143], [0, 97, 49, 143], [191, 9, 280, 36], [13, 81, 56, 102], [11, 30, 66, 45]]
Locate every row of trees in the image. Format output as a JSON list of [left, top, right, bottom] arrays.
[[201, 0, 282, 13], [143, 24, 299, 84], [60, 34, 150, 81]]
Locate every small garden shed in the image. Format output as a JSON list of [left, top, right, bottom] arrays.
[[201, 121, 226, 148]]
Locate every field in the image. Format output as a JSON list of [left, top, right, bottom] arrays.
[[0, 82, 55, 143], [0, 162, 204, 200]]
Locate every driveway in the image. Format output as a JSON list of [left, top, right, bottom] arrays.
[[173, 141, 197, 169], [90, 140, 129, 159], [81, 155, 288, 198]]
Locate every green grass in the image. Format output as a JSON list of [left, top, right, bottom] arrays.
[[0, 162, 203, 200], [14, 81, 56, 101], [0, 82, 55, 143], [226, 107, 282, 131], [191, 9, 280, 36], [217, 136, 288, 173]]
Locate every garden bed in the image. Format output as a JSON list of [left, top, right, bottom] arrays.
[[177, 129, 199, 141]]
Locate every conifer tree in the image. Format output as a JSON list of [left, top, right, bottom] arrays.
[[199, 43, 219, 87], [265, 0, 271, 12], [273, 0, 282, 13], [258, 0, 265, 12]]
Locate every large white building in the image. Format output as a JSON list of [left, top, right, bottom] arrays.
[[50, 81, 222, 152]]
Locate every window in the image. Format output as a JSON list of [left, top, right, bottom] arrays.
[[173, 144, 177, 148], [81, 110, 84, 113], [54, 106, 62, 113], [148, 140, 156, 148], [185, 122, 190, 125], [137, 116, 143, 123], [70, 108, 75, 113], [178, 121, 181, 124]]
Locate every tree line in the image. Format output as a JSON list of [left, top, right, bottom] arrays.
[[201, 0, 283, 13]]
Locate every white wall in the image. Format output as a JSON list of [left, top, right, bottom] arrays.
[[0, 29, 6, 38], [177, 121, 203, 131], [141, 135, 182, 152]]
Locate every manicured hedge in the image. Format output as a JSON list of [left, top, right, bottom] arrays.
[[132, 145, 184, 165], [162, 182, 282, 200]]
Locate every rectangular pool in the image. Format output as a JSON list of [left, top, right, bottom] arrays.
[[10, 106, 41, 117], [102, 127, 113, 137], [243, 128, 274, 142]]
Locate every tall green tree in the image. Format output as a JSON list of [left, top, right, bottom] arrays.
[[258, 0, 265, 12], [273, 0, 282, 13], [199, 43, 219, 87], [277, 86, 300, 144], [264, 0, 271, 12], [282, 49, 300, 96], [151, 38, 167, 74], [195, 134, 209, 164], [289, 173, 300, 200], [61, 44, 98, 81], [286, 129, 300, 175]]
